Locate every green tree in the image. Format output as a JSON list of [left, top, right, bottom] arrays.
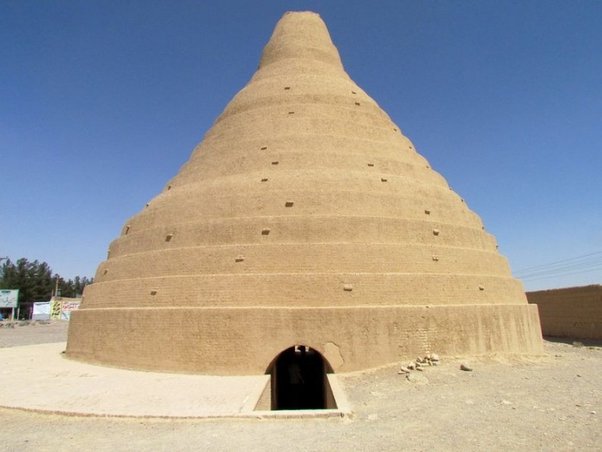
[[0, 258, 53, 302], [0, 258, 93, 302]]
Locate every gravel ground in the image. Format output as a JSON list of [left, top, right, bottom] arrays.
[[0, 320, 69, 347], [0, 321, 600, 451]]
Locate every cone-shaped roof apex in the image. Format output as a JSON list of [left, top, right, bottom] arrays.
[[259, 11, 344, 70]]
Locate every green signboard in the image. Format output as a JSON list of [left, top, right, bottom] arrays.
[[0, 289, 19, 308]]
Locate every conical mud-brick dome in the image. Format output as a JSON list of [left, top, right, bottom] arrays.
[[67, 12, 542, 374]]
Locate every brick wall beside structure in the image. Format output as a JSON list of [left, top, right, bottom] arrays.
[[527, 285, 602, 340]]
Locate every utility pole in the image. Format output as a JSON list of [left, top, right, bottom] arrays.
[[0, 256, 8, 278], [0, 257, 8, 320]]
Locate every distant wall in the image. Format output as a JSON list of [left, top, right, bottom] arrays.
[[527, 285, 602, 339]]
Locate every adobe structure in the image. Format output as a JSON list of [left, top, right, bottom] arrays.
[[66, 12, 543, 376], [527, 285, 602, 340]]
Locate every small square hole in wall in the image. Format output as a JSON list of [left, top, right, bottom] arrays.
[[124, 225, 130, 235], [271, 161, 279, 165], [165, 233, 173, 242], [351, 91, 357, 94], [284, 86, 291, 90], [432, 256, 439, 262], [260, 146, 267, 150], [393, 128, 398, 132], [103, 269, 109, 276], [235, 255, 245, 263], [261, 228, 270, 236], [167, 185, 172, 190], [261, 178, 268, 182], [285, 201, 294, 207], [288, 111, 295, 115], [433, 229, 440, 236], [367, 163, 374, 167], [343, 284, 353, 291], [478, 285, 485, 291], [381, 177, 388, 182], [150, 290, 157, 296], [355, 102, 360, 106], [424, 209, 431, 215]]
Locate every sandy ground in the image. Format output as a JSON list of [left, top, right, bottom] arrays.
[[0, 321, 600, 451], [0, 342, 271, 417]]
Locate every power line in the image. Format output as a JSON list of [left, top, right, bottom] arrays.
[[514, 250, 602, 281], [514, 251, 602, 274], [519, 266, 602, 282], [516, 259, 602, 278]]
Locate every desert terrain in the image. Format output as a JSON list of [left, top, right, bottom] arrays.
[[0, 321, 600, 451]]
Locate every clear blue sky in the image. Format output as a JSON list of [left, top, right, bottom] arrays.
[[1, 0, 601, 291]]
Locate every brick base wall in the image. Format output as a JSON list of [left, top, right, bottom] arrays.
[[66, 304, 542, 375]]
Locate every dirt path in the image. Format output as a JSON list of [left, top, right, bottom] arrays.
[[0, 322, 600, 451]]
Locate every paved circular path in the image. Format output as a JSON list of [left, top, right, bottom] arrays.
[[0, 342, 272, 418]]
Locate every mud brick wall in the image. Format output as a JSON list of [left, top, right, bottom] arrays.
[[527, 285, 602, 339]]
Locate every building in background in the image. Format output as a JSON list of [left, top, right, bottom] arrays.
[[528, 285, 602, 340]]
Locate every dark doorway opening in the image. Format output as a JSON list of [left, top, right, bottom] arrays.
[[267, 345, 334, 410]]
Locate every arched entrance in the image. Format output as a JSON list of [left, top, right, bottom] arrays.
[[267, 345, 334, 410]]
